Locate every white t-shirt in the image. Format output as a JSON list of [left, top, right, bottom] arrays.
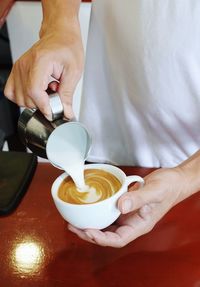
[[80, 0, 200, 167]]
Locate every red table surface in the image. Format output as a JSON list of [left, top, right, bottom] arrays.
[[0, 163, 200, 287]]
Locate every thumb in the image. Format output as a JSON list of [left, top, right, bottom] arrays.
[[118, 183, 159, 214], [58, 69, 79, 120]]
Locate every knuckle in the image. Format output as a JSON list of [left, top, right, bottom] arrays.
[[24, 100, 35, 109], [4, 86, 12, 99], [26, 87, 40, 99], [14, 98, 25, 107], [155, 191, 164, 202], [135, 194, 146, 206], [4, 80, 14, 99], [62, 94, 73, 105]]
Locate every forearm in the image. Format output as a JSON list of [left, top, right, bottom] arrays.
[[175, 149, 200, 203], [40, 0, 81, 35]]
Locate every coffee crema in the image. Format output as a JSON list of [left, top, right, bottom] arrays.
[[58, 169, 122, 204]]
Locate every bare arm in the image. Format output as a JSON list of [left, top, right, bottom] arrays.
[[69, 150, 200, 247], [5, 0, 83, 119], [175, 149, 200, 203], [40, 0, 81, 35]]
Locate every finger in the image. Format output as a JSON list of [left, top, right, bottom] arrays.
[[5, 61, 34, 108], [118, 183, 162, 214], [11, 68, 28, 107], [48, 81, 59, 92], [138, 204, 154, 219], [83, 225, 137, 248], [84, 211, 154, 248], [27, 60, 52, 118], [68, 224, 96, 245], [69, 207, 155, 248], [58, 68, 80, 119], [4, 71, 16, 102], [102, 224, 119, 233], [13, 65, 33, 108], [24, 97, 36, 109], [19, 64, 36, 108]]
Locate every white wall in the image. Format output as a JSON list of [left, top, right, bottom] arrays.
[[7, 1, 91, 119]]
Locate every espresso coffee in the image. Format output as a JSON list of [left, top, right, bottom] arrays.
[[58, 169, 122, 204]]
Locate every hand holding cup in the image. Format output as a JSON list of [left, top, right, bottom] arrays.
[[51, 163, 144, 229]]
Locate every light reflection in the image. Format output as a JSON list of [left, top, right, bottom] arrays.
[[13, 240, 44, 275]]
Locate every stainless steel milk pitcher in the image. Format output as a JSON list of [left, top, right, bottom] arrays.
[[18, 93, 67, 158]]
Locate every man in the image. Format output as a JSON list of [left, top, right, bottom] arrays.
[[4, 0, 200, 247]]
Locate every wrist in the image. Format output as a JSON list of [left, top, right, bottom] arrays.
[[174, 151, 200, 203], [40, 0, 81, 38], [40, 17, 80, 39]]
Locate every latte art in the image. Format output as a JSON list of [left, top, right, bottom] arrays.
[[58, 169, 122, 204]]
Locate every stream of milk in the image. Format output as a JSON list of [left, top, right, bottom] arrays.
[[50, 143, 87, 190], [47, 123, 100, 201]]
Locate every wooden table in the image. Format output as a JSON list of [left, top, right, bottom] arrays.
[[1, 163, 200, 287]]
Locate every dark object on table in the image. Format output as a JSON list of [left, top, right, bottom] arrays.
[[0, 22, 25, 152], [0, 151, 37, 215]]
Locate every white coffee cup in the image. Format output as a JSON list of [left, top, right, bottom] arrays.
[[51, 163, 144, 230]]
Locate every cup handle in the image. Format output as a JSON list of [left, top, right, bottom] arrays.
[[125, 175, 144, 188]]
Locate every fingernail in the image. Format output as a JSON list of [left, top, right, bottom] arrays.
[[122, 199, 133, 214]]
